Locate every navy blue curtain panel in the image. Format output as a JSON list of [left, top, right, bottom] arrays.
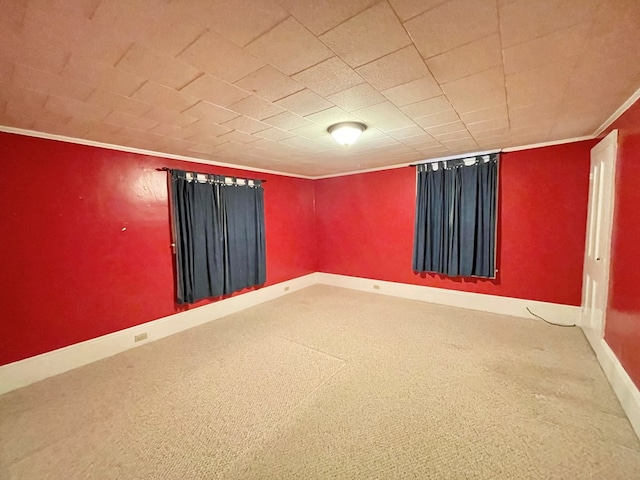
[[413, 153, 498, 278], [169, 169, 266, 304]]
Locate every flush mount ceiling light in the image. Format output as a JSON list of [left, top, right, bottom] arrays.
[[328, 122, 367, 146]]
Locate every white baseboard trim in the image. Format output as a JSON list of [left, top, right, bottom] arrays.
[[583, 332, 640, 439], [315, 273, 580, 325], [10, 268, 640, 438], [0, 273, 319, 395], [316, 273, 640, 438]]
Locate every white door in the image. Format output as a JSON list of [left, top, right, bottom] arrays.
[[581, 130, 618, 348]]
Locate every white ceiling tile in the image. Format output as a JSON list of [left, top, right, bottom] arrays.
[[138, 21, 206, 57], [180, 76, 250, 108], [500, 0, 597, 48], [506, 60, 574, 108], [405, 0, 498, 59], [389, 0, 448, 22], [381, 77, 442, 107], [62, 55, 146, 97], [503, 23, 589, 75], [104, 110, 159, 131], [356, 46, 429, 91], [278, 0, 378, 35], [293, 57, 364, 97], [353, 101, 416, 131], [43, 95, 110, 122], [116, 45, 201, 90], [442, 67, 507, 113], [275, 89, 334, 117], [234, 65, 304, 103], [427, 34, 503, 84], [13, 64, 94, 102], [401, 95, 454, 118], [142, 107, 198, 129], [227, 95, 286, 121], [197, 0, 290, 47], [326, 83, 386, 112], [222, 115, 270, 134], [304, 106, 356, 127], [262, 111, 313, 130], [182, 102, 239, 124], [245, 17, 333, 75], [319, 2, 412, 68], [179, 32, 264, 83], [0, 0, 638, 176]]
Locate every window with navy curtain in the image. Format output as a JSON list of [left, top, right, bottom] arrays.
[[169, 169, 266, 304], [412, 153, 498, 278]]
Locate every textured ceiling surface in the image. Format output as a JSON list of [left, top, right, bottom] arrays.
[[1, 0, 639, 176]]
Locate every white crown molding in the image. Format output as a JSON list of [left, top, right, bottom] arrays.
[[0, 126, 315, 180], [0, 124, 596, 181], [593, 85, 640, 137], [4, 91, 639, 181], [313, 135, 600, 180], [411, 148, 501, 163], [312, 134, 597, 180], [502, 135, 595, 152], [312, 149, 503, 180], [311, 161, 415, 179]]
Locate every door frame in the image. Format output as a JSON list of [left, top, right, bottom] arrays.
[[581, 129, 618, 347]]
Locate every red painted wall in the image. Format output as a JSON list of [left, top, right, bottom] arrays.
[[602, 98, 640, 388], [315, 140, 595, 305], [0, 131, 598, 367], [0, 132, 316, 366]]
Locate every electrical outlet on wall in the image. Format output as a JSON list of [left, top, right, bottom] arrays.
[[134, 332, 148, 343]]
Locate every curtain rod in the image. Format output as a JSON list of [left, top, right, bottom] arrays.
[[156, 167, 266, 183], [408, 149, 501, 167]]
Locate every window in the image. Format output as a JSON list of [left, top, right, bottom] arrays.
[[169, 169, 266, 304], [412, 154, 498, 278]]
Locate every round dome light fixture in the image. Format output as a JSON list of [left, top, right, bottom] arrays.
[[328, 122, 367, 146]]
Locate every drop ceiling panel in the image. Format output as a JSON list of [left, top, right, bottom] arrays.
[[0, 0, 638, 176]]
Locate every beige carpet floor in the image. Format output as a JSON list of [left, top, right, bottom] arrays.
[[1, 285, 640, 479]]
